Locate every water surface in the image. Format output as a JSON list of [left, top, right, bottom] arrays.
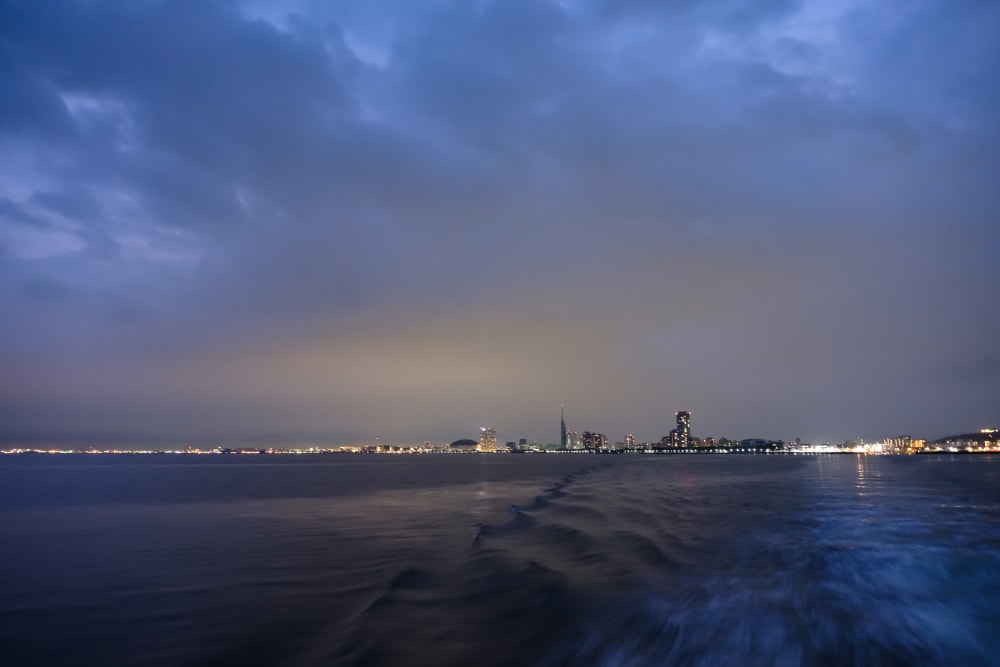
[[1, 453, 998, 665]]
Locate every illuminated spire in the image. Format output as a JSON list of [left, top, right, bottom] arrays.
[[560, 404, 568, 449]]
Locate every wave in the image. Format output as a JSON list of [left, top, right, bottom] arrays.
[[332, 457, 1000, 666], [10, 454, 998, 666]]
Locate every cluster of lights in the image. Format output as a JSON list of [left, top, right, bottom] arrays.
[[3, 427, 997, 456]]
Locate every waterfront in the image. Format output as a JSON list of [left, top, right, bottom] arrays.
[[2, 454, 999, 666]]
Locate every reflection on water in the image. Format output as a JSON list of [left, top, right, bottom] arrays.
[[857, 452, 865, 490], [1, 454, 999, 666]]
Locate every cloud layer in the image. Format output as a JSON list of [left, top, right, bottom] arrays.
[[2, 0, 998, 445]]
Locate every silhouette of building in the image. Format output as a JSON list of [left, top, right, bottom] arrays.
[[560, 405, 568, 449], [676, 411, 691, 448], [449, 438, 479, 451], [567, 430, 579, 449], [582, 431, 607, 451]]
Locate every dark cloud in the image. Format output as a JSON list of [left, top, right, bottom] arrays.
[[1, 0, 998, 446], [0, 197, 49, 228]]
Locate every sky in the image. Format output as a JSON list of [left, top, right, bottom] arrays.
[[1, 0, 998, 447]]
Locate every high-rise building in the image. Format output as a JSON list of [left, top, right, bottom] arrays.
[[885, 435, 912, 454], [479, 426, 497, 452], [560, 405, 568, 450], [625, 433, 635, 448], [676, 411, 691, 448], [582, 431, 607, 451]]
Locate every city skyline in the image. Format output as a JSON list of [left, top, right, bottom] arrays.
[[2, 395, 997, 452], [1, 0, 998, 448]]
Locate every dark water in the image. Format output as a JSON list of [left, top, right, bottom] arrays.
[[2, 454, 999, 666]]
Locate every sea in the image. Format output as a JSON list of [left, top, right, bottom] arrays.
[[1, 453, 999, 666]]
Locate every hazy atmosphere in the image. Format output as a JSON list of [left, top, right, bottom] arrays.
[[1, 0, 998, 446]]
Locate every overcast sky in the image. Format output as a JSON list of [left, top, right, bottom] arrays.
[[1, 0, 998, 447]]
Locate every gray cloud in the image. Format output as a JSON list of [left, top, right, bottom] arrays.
[[1, 0, 998, 445]]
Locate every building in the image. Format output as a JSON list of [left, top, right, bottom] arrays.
[[738, 438, 784, 451], [560, 405, 568, 450], [625, 433, 635, 449], [581, 431, 607, 451], [449, 438, 479, 452], [676, 411, 691, 448], [567, 430, 579, 449], [884, 435, 911, 454], [479, 426, 497, 452]]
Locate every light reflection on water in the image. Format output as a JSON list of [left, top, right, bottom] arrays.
[[1, 454, 999, 666]]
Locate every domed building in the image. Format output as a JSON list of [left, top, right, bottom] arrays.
[[449, 438, 479, 451]]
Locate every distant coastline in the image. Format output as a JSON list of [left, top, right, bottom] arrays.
[[3, 443, 999, 457]]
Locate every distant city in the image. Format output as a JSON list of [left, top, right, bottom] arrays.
[[2, 408, 997, 456]]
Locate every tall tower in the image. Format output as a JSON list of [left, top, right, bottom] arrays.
[[560, 405, 568, 449], [676, 411, 691, 448], [479, 426, 497, 452]]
